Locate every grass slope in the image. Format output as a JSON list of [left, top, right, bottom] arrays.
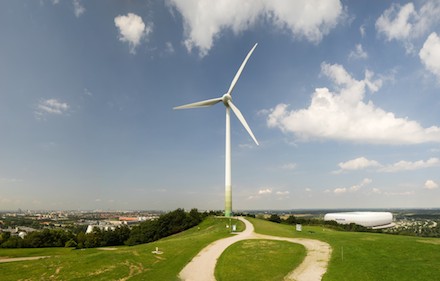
[[248, 218, 440, 281], [0, 217, 244, 281], [215, 239, 306, 281], [3, 217, 439, 280]]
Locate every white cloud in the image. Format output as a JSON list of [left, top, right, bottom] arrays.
[[380, 157, 439, 173], [333, 178, 372, 194], [114, 13, 153, 54], [333, 187, 347, 194], [375, 1, 440, 52], [335, 157, 381, 173], [247, 187, 289, 200], [419, 32, 440, 81], [258, 188, 272, 195], [305, 188, 312, 192], [335, 157, 439, 173], [36, 99, 69, 116], [168, 0, 344, 57], [73, 0, 85, 18], [247, 187, 274, 200], [376, 3, 415, 41], [281, 163, 297, 170], [266, 62, 440, 144], [348, 44, 368, 60], [424, 180, 439, 189]]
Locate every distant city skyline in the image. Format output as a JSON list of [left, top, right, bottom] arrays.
[[1, 1, 440, 211]]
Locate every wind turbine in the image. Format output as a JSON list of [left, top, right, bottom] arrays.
[[174, 43, 259, 217]]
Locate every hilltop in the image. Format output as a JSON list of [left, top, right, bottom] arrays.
[[1, 216, 440, 280]]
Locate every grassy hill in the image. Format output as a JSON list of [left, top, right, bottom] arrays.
[[0, 217, 243, 280], [1, 217, 440, 280], [248, 218, 440, 281]]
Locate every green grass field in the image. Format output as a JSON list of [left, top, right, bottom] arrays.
[[1, 217, 440, 280], [248, 218, 440, 281], [215, 239, 305, 281]]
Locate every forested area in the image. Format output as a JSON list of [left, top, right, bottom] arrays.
[[0, 208, 204, 248]]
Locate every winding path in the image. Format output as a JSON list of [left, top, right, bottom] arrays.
[[179, 217, 331, 281]]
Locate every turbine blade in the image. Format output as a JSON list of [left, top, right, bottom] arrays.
[[227, 43, 258, 95], [228, 101, 259, 145], [173, 97, 222, 110]]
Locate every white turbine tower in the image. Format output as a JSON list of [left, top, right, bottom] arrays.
[[174, 43, 259, 217]]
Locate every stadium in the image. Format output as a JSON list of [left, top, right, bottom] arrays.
[[324, 212, 394, 229]]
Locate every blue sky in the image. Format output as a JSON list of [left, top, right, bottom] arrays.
[[1, 0, 440, 211]]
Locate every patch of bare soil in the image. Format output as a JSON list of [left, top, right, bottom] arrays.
[[118, 261, 144, 281], [0, 256, 50, 263], [418, 239, 440, 245], [87, 265, 116, 277], [96, 247, 118, 250]]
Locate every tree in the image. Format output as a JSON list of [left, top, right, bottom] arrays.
[[65, 239, 77, 248], [268, 214, 281, 223], [0, 232, 11, 245], [126, 208, 204, 246], [285, 215, 297, 225]]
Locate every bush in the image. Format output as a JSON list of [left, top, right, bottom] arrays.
[[268, 214, 281, 223]]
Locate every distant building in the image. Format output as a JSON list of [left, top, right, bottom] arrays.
[[85, 224, 116, 234], [119, 216, 137, 221], [324, 212, 394, 229]]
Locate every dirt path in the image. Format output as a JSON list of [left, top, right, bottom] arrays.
[[0, 256, 49, 263], [179, 217, 331, 281]]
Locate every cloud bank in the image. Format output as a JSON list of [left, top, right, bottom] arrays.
[[168, 0, 344, 57], [266, 63, 440, 144], [375, 1, 440, 52], [335, 157, 439, 173]]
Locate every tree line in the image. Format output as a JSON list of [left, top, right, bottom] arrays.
[[0, 208, 204, 248]]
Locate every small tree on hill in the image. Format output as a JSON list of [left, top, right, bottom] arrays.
[[268, 214, 281, 223]]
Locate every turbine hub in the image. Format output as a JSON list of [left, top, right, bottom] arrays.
[[222, 93, 232, 106]]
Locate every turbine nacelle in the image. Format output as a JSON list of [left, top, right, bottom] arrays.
[[222, 93, 232, 107]]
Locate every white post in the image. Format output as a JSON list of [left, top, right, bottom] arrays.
[[225, 107, 232, 217]]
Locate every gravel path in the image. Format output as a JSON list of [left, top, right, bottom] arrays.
[[179, 217, 332, 281]]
